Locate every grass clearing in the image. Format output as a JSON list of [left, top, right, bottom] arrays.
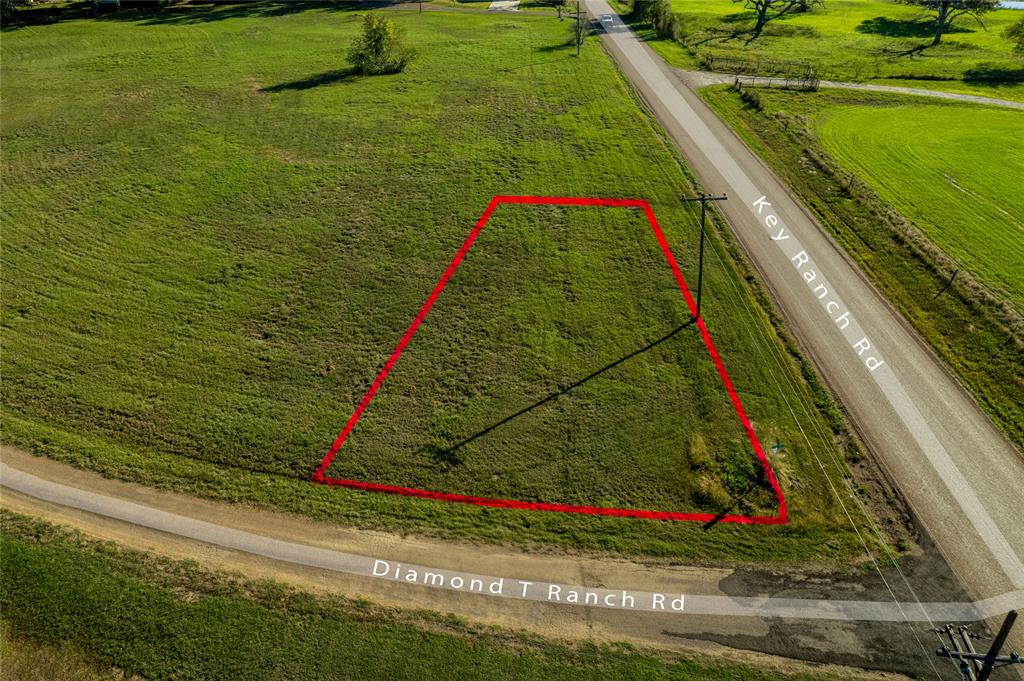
[[323, 203, 774, 516], [625, 0, 1024, 100], [0, 511, 886, 681], [701, 86, 1024, 450], [2, 4, 880, 562]]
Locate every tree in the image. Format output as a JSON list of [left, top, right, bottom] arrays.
[[1005, 15, 1024, 54], [734, 0, 823, 41], [346, 14, 415, 75], [904, 0, 997, 47], [641, 0, 676, 39], [571, 0, 587, 55], [552, 0, 567, 19]]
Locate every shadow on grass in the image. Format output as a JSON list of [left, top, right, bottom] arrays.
[[1, 1, 93, 31], [689, 29, 749, 47], [855, 16, 968, 39], [534, 39, 576, 52], [420, 319, 697, 463], [261, 67, 360, 91], [963, 64, 1024, 85], [0, 0, 384, 29], [718, 10, 757, 24], [420, 443, 465, 469], [495, 33, 590, 68], [103, 1, 367, 25], [701, 475, 767, 531]]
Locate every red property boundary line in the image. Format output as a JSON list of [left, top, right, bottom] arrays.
[[313, 196, 788, 525]]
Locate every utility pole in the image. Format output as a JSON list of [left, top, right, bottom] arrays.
[[933, 610, 1023, 680], [680, 193, 727, 321]]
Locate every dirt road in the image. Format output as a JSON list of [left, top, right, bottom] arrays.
[[2, 446, 1011, 679], [675, 70, 1024, 109], [588, 6, 1024, 604]]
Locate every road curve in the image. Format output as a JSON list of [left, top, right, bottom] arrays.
[[587, 7, 1024, 604], [3, 461, 1023, 623], [675, 70, 1024, 110]]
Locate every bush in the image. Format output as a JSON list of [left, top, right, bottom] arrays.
[[346, 14, 415, 76], [1006, 16, 1024, 55], [637, 0, 680, 39], [695, 472, 732, 509], [738, 86, 763, 112]]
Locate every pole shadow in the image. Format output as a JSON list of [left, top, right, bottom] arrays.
[[701, 473, 765, 531], [420, 318, 697, 464]]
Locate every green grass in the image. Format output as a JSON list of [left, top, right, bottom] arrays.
[[0, 511, 878, 681], [816, 103, 1024, 310], [1, 623, 117, 681], [627, 0, 1024, 100], [1, 4, 879, 562], [701, 86, 1024, 450], [325, 206, 773, 513]]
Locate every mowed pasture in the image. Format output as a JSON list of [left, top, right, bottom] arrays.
[[701, 86, 1024, 449], [2, 6, 874, 561], [323, 204, 775, 516], [645, 0, 1024, 99], [816, 104, 1024, 310]]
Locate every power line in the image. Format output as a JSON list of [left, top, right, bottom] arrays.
[[691, 203, 945, 678]]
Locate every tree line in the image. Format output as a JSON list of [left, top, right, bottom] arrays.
[[629, 0, 1022, 49]]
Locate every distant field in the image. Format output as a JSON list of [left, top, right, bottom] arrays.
[[0, 512, 869, 681], [816, 104, 1024, 310], [2, 5, 876, 562], [638, 0, 1024, 100], [701, 87, 1024, 449]]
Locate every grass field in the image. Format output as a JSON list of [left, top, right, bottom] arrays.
[[631, 0, 1024, 100], [1, 4, 882, 562], [321, 204, 776, 515], [0, 512, 872, 681], [816, 104, 1024, 310], [701, 86, 1024, 449]]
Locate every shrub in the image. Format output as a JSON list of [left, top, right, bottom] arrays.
[[346, 14, 415, 76], [695, 472, 732, 509], [738, 87, 764, 112], [637, 0, 680, 39], [1006, 16, 1024, 55], [688, 433, 712, 469]]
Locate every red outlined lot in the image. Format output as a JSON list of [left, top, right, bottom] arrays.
[[313, 196, 788, 525]]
